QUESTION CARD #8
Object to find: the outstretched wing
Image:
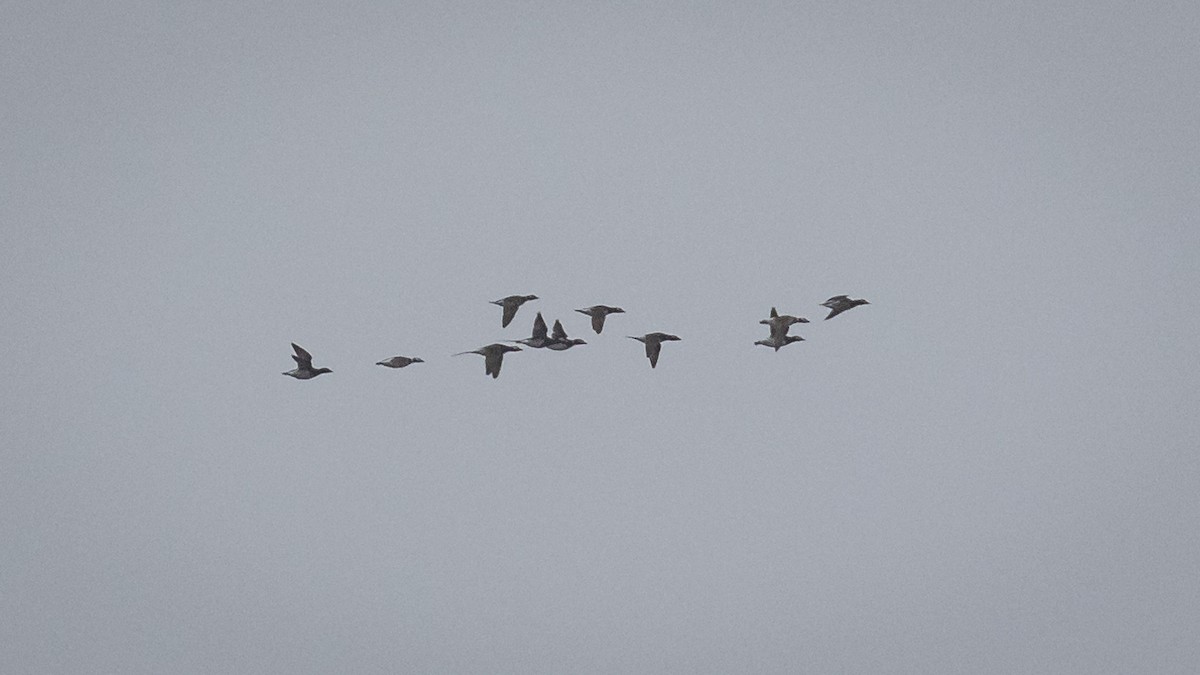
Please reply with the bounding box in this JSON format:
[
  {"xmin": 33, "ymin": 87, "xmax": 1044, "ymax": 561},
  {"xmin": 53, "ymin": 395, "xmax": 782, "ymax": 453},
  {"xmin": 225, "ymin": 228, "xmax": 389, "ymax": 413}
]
[
  {"xmin": 531, "ymin": 312, "xmax": 548, "ymax": 339},
  {"xmin": 485, "ymin": 351, "xmax": 503, "ymax": 378},
  {"xmin": 501, "ymin": 302, "xmax": 519, "ymax": 328},
  {"xmin": 591, "ymin": 313, "xmax": 605, "ymax": 334},
  {"xmin": 646, "ymin": 340, "xmax": 661, "ymax": 368},
  {"xmin": 552, "ymin": 319, "xmax": 568, "ymax": 340},
  {"xmin": 291, "ymin": 343, "xmax": 313, "ymax": 368}
]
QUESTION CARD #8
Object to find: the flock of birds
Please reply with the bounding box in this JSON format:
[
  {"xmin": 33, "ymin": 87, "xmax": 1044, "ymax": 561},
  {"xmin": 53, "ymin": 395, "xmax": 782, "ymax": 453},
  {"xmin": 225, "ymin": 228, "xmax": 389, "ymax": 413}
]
[{"xmin": 282, "ymin": 294, "xmax": 870, "ymax": 380}]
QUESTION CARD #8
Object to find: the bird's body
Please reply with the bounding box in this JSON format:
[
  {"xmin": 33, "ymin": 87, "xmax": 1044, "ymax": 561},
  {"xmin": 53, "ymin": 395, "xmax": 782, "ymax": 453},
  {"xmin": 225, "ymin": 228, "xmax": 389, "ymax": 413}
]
[
  {"xmin": 821, "ymin": 295, "xmax": 870, "ymax": 320},
  {"xmin": 454, "ymin": 343, "xmax": 522, "ymax": 378},
  {"xmin": 575, "ymin": 305, "xmax": 625, "ymax": 334},
  {"xmin": 546, "ymin": 319, "xmax": 587, "ymax": 351},
  {"xmin": 628, "ymin": 332, "xmax": 681, "ymax": 368},
  {"xmin": 755, "ymin": 334, "xmax": 805, "ymax": 351},
  {"xmin": 759, "ymin": 306, "xmax": 809, "ymax": 339},
  {"xmin": 513, "ymin": 312, "xmax": 553, "ymax": 348},
  {"xmin": 491, "ymin": 294, "xmax": 539, "ymax": 328},
  {"xmin": 283, "ymin": 343, "xmax": 332, "ymax": 379},
  {"xmin": 376, "ymin": 356, "xmax": 424, "ymax": 368}
]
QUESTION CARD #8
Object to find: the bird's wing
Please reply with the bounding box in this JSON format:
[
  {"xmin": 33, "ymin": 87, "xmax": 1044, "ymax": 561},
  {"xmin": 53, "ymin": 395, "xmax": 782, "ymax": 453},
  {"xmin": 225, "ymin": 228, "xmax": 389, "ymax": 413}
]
[
  {"xmin": 532, "ymin": 312, "xmax": 548, "ymax": 339},
  {"xmin": 770, "ymin": 321, "xmax": 787, "ymax": 340},
  {"xmin": 486, "ymin": 351, "xmax": 502, "ymax": 378},
  {"xmin": 647, "ymin": 340, "xmax": 661, "ymax": 368},
  {"xmin": 501, "ymin": 302, "xmax": 518, "ymax": 328},
  {"xmin": 552, "ymin": 319, "xmax": 567, "ymax": 340},
  {"xmin": 770, "ymin": 307, "xmax": 779, "ymax": 318},
  {"xmin": 825, "ymin": 306, "xmax": 844, "ymax": 320},
  {"xmin": 291, "ymin": 343, "xmax": 313, "ymax": 368},
  {"xmin": 823, "ymin": 295, "xmax": 848, "ymax": 306},
  {"xmin": 591, "ymin": 313, "xmax": 605, "ymax": 334}
]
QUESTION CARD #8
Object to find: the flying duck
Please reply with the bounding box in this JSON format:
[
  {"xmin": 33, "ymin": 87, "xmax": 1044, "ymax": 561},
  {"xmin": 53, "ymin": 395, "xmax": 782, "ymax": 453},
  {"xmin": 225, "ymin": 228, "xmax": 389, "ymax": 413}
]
[
  {"xmin": 283, "ymin": 343, "xmax": 332, "ymax": 379},
  {"xmin": 546, "ymin": 319, "xmax": 587, "ymax": 350},
  {"xmin": 755, "ymin": 334, "xmax": 806, "ymax": 352},
  {"xmin": 821, "ymin": 295, "xmax": 870, "ymax": 320},
  {"xmin": 759, "ymin": 307, "xmax": 810, "ymax": 339},
  {"xmin": 376, "ymin": 356, "xmax": 425, "ymax": 368},
  {"xmin": 491, "ymin": 294, "xmax": 539, "ymax": 328},
  {"xmin": 628, "ymin": 332, "xmax": 681, "ymax": 368},
  {"xmin": 574, "ymin": 305, "xmax": 625, "ymax": 334},
  {"xmin": 453, "ymin": 343, "xmax": 522, "ymax": 378},
  {"xmin": 512, "ymin": 312, "xmax": 553, "ymax": 348}
]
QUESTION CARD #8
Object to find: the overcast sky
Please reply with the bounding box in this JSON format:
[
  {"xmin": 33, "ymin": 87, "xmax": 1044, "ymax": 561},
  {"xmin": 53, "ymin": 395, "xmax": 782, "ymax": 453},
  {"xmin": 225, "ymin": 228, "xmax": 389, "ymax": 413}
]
[{"xmin": 2, "ymin": 2, "xmax": 1198, "ymax": 673}]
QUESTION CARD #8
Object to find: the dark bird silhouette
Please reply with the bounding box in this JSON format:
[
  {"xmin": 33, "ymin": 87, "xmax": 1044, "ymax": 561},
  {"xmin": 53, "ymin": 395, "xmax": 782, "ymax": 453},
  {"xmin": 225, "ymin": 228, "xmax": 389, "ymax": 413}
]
[
  {"xmin": 546, "ymin": 319, "xmax": 587, "ymax": 351},
  {"xmin": 512, "ymin": 312, "xmax": 553, "ymax": 348},
  {"xmin": 574, "ymin": 305, "xmax": 625, "ymax": 334},
  {"xmin": 454, "ymin": 343, "xmax": 522, "ymax": 378},
  {"xmin": 755, "ymin": 334, "xmax": 805, "ymax": 352},
  {"xmin": 821, "ymin": 295, "xmax": 870, "ymax": 320},
  {"xmin": 759, "ymin": 306, "xmax": 809, "ymax": 339},
  {"xmin": 283, "ymin": 343, "xmax": 332, "ymax": 379},
  {"xmin": 491, "ymin": 294, "xmax": 538, "ymax": 328},
  {"xmin": 628, "ymin": 332, "xmax": 681, "ymax": 369},
  {"xmin": 376, "ymin": 356, "xmax": 424, "ymax": 368}
]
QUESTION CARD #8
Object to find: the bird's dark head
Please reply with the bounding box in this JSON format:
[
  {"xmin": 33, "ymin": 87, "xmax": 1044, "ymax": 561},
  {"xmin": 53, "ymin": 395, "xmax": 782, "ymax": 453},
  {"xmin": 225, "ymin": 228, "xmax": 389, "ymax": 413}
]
[
  {"xmin": 611, "ymin": 307, "xmax": 625, "ymax": 314},
  {"xmin": 861, "ymin": 299, "xmax": 871, "ymax": 305},
  {"xmin": 525, "ymin": 295, "xmax": 539, "ymax": 301},
  {"xmin": 316, "ymin": 368, "xmax": 332, "ymax": 375},
  {"xmin": 412, "ymin": 357, "xmax": 425, "ymax": 363},
  {"xmin": 665, "ymin": 334, "xmax": 681, "ymax": 341}
]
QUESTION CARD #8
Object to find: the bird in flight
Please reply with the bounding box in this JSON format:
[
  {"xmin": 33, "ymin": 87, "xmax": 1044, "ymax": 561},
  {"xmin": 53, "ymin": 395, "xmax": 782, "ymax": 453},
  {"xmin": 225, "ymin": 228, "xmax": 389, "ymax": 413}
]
[
  {"xmin": 821, "ymin": 295, "xmax": 870, "ymax": 320},
  {"xmin": 628, "ymin": 332, "xmax": 681, "ymax": 368},
  {"xmin": 491, "ymin": 294, "xmax": 539, "ymax": 328},
  {"xmin": 546, "ymin": 319, "xmax": 587, "ymax": 351},
  {"xmin": 512, "ymin": 312, "xmax": 553, "ymax": 349},
  {"xmin": 759, "ymin": 306, "xmax": 809, "ymax": 340},
  {"xmin": 575, "ymin": 305, "xmax": 625, "ymax": 334},
  {"xmin": 283, "ymin": 343, "xmax": 332, "ymax": 379},
  {"xmin": 454, "ymin": 343, "xmax": 522, "ymax": 378},
  {"xmin": 755, "ymin": 333, "xmax": 805, "ymax": 352},
  {"xmin": 376, "ymin": 355, "xmax": 424, "ymax": 368}
]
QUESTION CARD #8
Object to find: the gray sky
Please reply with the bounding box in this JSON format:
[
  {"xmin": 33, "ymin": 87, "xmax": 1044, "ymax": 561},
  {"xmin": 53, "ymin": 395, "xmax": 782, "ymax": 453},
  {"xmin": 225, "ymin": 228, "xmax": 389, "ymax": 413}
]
[{"xmin": 3, "ymin": 2, "xmax": 1198, "ymax": 673}]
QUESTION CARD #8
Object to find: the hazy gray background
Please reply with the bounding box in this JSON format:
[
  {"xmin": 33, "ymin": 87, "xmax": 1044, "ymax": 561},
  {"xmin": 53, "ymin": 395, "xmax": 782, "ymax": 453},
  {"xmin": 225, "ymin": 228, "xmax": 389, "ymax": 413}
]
[{"xmin": 3, "ymin": 2, "xmax": 1198, "ymax": 672}]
